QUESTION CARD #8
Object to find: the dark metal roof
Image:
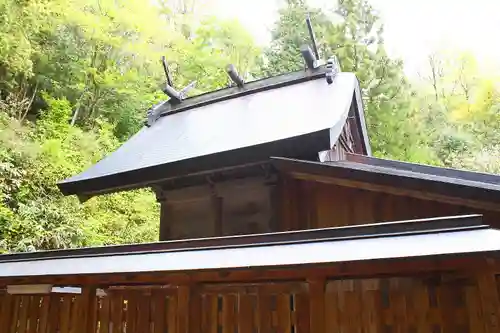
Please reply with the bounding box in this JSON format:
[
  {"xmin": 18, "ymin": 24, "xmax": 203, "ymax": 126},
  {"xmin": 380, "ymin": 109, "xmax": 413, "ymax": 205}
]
[
  {"xmin": 0, "ymin": 214, "xmax": 496, "ymax": 278},
  {"xmin": 58, "ymin": 68, "xmax": 370, "ymax": 197},
  {"xmin": 271, "ymin": 154, "xmax": 500, "ymax": 204}
]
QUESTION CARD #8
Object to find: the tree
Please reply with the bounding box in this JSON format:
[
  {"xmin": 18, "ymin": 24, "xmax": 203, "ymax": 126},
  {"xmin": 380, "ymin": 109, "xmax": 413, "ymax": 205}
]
[{"xmin": 262, "ymin": 0, "xmax": 436, "ymax": 163}]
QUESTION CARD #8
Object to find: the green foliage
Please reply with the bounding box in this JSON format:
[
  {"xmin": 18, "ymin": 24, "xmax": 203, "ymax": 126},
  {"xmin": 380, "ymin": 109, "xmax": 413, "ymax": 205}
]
[
  {"xmin": 263, "ymin": 0, "xmax": 437, "ymax": 163},
  {"xmin": 0, "ymin": 99, "xmax": 160, "ymax": 252},
  {"xmin": 0, "ymin": 0, "xmax": 262, "ymax": 252},
  {"xmin": 1, "ymin": 0, "xmax": 499, "ymax": 253}
]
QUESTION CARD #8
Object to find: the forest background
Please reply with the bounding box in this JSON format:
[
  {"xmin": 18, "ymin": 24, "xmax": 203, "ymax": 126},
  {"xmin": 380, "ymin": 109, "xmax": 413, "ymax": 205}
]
[{"xmin": 1, "ymin": 0, "xmax": 499, "ymax": 252}]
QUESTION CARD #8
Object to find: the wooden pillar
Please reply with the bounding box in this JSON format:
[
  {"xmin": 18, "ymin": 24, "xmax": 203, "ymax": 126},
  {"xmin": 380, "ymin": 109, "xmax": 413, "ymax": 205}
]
[
  {"xmin": 155, "ymin": 187, "xmax": 171, "ymax": 241},
  {"xmin": 159, "ymin": 201, "xmax": 171, "ymax": 241}
]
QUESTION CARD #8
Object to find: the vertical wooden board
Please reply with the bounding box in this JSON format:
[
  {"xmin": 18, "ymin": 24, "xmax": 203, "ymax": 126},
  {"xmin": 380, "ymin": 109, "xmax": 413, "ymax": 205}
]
[
  {"xmin": 380, "ymin": 193, "xmax": 396, "ymax": 222},
  {"xmin": 414, "ymin": 282, "xmax": 430, "ymax": 333},
  {"xmin": 279, "ymin": 177, "xmax": 297, "ymax": 231},
  {"xmin": 222, "ymin": 294, "xmax": 236, "ymax": 333},
  {"xmin": 257, "ymin": 291, "xmax": 272, "ymax": 333},
  {"xmin": 238, "ymin": 294, "xmax": 254, "ymax": 333},
  {"xmin": 125, "ymin": 293, "xmax": 137, "ymax": 333},
  {"xmin": 74, "ymin": 287, "xmax": 97, "ymax": 333},
  {"xmin": 437, "ymin": 284, "xmax": 457, "ymax": 333},
  {"xmin": 10, "ymin": 297, "xmax": 21, "ymax": 333},
  {"xmin": 324, "ymin": 281, "xmax": 339, "ymax": 333},
  {"xmin": 308, "ymin": 280, "xmax": 325, "ymax": 333},
  {"xmin": 356, "ymin": 189, "xmax": 375, "ymax": 224},
  {"xmin": 294, "ymin": 292, "xmax": 310, "ymax": 333},
  {"xmin": 135, "ymin": 293, "xmax": 150, "ymax": 333},
  {"xmin": 189, "ymin": 287, "xmax": 202, "ymax": 333},
  {"xmin": 476, "ymin": 273, "xmax": 500, "ymax": 333},
  {"xmin": 110, "ymin": 294, "xmax": 124, "ymax": 333},
  {"xmin": 335, "ymin": 280, "xmax": 348, "ymax": 332},
  {"xmin": 0, "ymin": 295, "xmax": 13, "ymax": 330},
  {"xmin": 361, "ymin": 289, "xmax": 381, "ymax": 333},
  {"xmin": 276, "ymin": 294, "xmax": 291, "ymax": 333},
  {"xmin": 201, "ymin": 294, "xmax": 218, "ymax": 333},
  {"xmin": 345, "ymin": 290, "xmax": 362, "ymax": 333},
  {"xmin": 465, "ymin": 283, "xmax": 484, "ymax": 333},
  {"xmin": 389, "ymin": 279, "xmax": 408, "ymax": 333},
  {"xmin": 70, "ymin": 295, "xmax": 81, "ymax": 333},
  {"xmin": 17, "ymin": 295, "xmax": 30, "ymax": 333},
  {"xmin": 38, "ymin": 296, "xmax": 50, "ymax": 333},
  {"xmin": 47, "ymin": 296, "xmax": 60, "ymax": 333},
  {"xmin": 27, "ymin": 295, "xmax": 41, "ymax": 333},
  {"xmin": 315, "ymin": 183, "xmax": 335, "ymax": 228},
  {"xmin": 167, "ymin": 294, "xmax": 178, "ymax": 333},
  {"xmin": 100, "ymin": 296, "xmax": 111, "ymax": 333},
  {"xmin": 152, "ymin": 292, "xmax": 165, "ymax": 333},
  {"xmin": 177, "ymin": 286, "xmax": 190, "ymax": 333},
  {"xmin": 59, "ymin": 295, "xmax": 72, "ymax": 333}
]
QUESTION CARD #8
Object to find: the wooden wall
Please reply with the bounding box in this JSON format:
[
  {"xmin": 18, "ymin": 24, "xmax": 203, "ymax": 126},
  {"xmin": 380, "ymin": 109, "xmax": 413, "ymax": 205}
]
[
  {"xmin": 157, "ymin": 176, "xmax": 276, "ymax": 241},
  {"xmin": 279, "ymin": 177, "xmax": 500, "ymax": 231},
  {"xmin": 1, "ymin": 272, "xmax": 499, "ymax": 333}
]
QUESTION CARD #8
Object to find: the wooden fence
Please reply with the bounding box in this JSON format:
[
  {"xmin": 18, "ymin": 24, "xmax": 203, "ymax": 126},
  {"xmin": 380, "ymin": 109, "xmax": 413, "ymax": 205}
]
[{"xmin": 1, "ymin": 273, "xmax": 499, "ymax": 333}]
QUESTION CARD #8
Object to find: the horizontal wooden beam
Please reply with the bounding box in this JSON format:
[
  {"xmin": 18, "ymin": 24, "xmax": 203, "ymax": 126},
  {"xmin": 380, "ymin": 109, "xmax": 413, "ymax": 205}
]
[{"xmin": 0, "ymin": 255, "xmax": 496, "ymax": 288}]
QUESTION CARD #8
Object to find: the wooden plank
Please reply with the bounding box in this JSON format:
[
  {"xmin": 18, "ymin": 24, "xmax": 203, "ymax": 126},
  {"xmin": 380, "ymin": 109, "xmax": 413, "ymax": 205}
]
[
  {"xmin": 414, "ymin": 281, "xmax": 430, "ymax": 333},
  {"xmin": 46, "ymin": 296, "xmax": 60, "ymax": 333},
  {"xmin": 138, "ymin": 292, "xmax": 151, "ymax": 333},
  {"xmin": 189, "ymin": 286, "xmax": 202, "ymax": 333},
  {"xmin": 276, "ymin": 294, "xmax": 291, "ymax": 333},
  {"xmin": 361, "ymin": 282, "xmax": 381, "ymax": 333},
  {"xmin": 59, "ymin": 295, "xmax": 72, "ymax": 333},
  {"xmin": 257, "ymin": 290, "xmax": 272, "ymax": 333},
  {"xmin": 125, "ymin": 292, "xmax": 137, "ymax": 333},
  {"xmin": 77, "ymin": 287, "xmax": 98, "ymax": 333},
  {"xmin": 201, "ymin": 294, "xmax": 218, "ymax": 333},
  {"xmin": 27, "ymin": 295, "xmax": 41, "ymax": 333},
  {"xmin": 295, "ymin": 290, "xmax": 310, "ymax": 333},
  {"xmin": 17, "ymin": 295, "xmax": 30, "ymax": 333},
  {"xmin": 345, "ymin": 285, "xmax": 362, "ymax": 333},
  {"xmin": 390, "ymin": 279, "xmax": 408, "ymax": 333},
  {"xmin": 438, "ymin": 284, "xmax": 456, "ymax": 333},
  {"xmin": 9, "ymin": 297, "xmax": 20, "ymax": 333},
  {"xmin": 238, "ymin": 293, "xmax": 253, "ymax": 333},
  {"xmin": 308, "ymin": 280, "xmax": 325, "ymax": 333},
  {"xmin": 222, "ymin": 294, "xmax": 236, "ymax": 333},
  {"xmin": 290, "ymin": 172, "xmax": 500, "ymax": 212},
  {"xmin": 167, "ymin": 294, "xmax": 178, "ymax": 333},
  {"xmin": 152, "ymin": 292, "xmax": 165, "ymax": 333},
  {"xmin": 177, "ymin": 285, "xmax": 190, "ymax": 333},
  {"xmin": 38, "ymin": 296, "xmax": 50, "ymax": 333},
  {"xmin": 476, "ymin": 272, "xmax": 500, "ymax": 333},
  {"xmin": 100, "ymin": 296, "xmax": 111, "ymax": 333},
  {"xmin": 0, "ymin": 295, "xmax": 13, "ymax": 329},
  {"xmin": 212, "ymin": 195, "xmax": 223, "ymax": 237},
  {"xmin": 466, "ymin": 283, "xmax": 484, "ymax": 333},
  {"xmin": 324, "ymin": 281, "xmax": 339, "ymax": 333},
  {"xmin": 110, "ymin": 293, "xmax": 124, "ymax": 333}
]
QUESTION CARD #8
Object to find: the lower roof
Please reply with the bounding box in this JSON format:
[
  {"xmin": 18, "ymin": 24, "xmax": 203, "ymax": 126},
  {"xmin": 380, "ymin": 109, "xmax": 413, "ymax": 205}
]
[
  {"xmin": 272, "ymin": 153, "xmax": 500, "ymax": 206},
  {"xmin": 0, "ymin": 215, "xmax": 496, "ymax": 278}
]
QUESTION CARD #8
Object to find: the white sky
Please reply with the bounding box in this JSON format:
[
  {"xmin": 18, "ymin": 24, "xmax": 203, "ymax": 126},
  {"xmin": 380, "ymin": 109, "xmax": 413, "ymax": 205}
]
[{"xmin": 203, "ymin": 0, "xmax": 500, "ymax": 77}]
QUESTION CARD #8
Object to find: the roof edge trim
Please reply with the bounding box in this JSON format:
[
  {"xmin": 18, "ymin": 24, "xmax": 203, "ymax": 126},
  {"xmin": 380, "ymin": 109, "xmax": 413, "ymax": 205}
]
[
  {"xmin": 149, "ymin": 67, "xmax": 330, "ymax": 123},
  {"xmin": 0, "ymin": 214, "xmax": 485, "ymax": 264}
]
